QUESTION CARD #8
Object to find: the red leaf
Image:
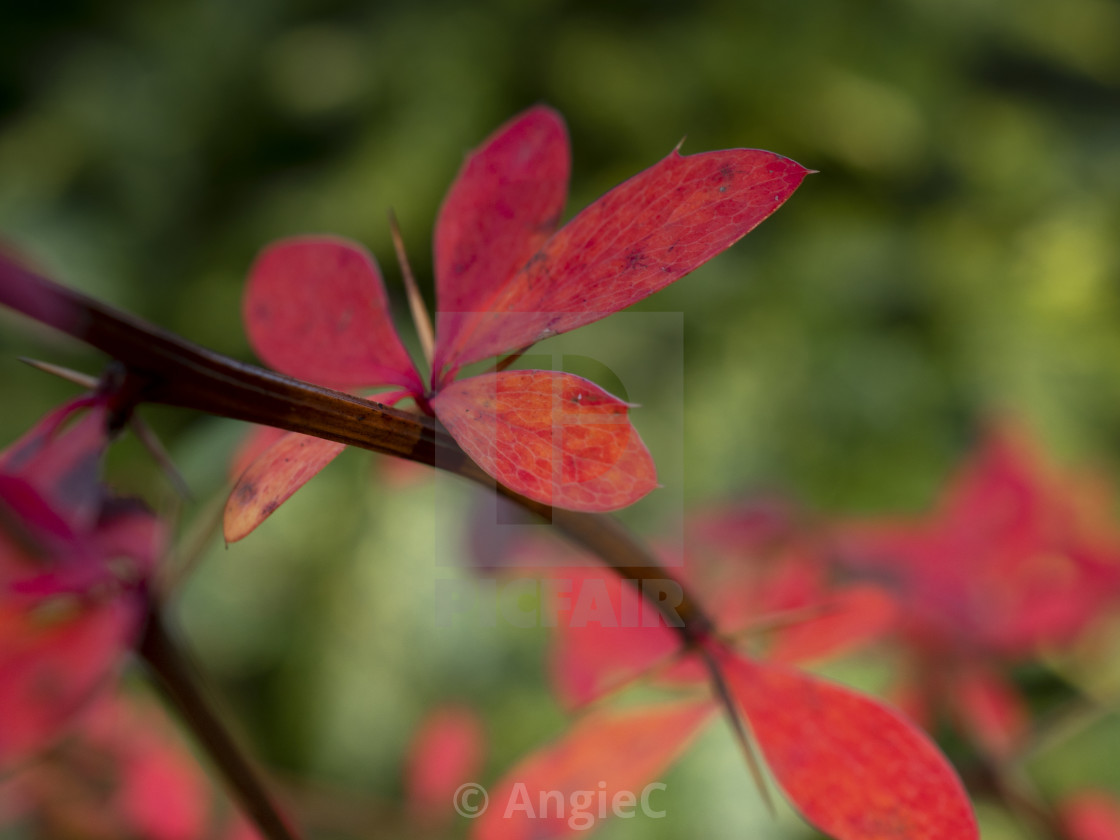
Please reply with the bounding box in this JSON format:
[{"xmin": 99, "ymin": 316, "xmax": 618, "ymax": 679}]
[
  {"xmin": 432, "ymin": 371, "xmax": 657, "ymax": 512},
  {"xmin": 948, "ymin": 664, "xmax": 1028, "ymax": 762},
  {"xmin": 224, "ymin": 432, "xmax": 345, "ymax": 542},
  {"xmin": 714, "ymin": 647, "xmax": 978, "ymax": 840},
  {"xmin": 472, "ymin": 700, "xmax": 713, "ymax": 840},
  {"xmin": 767, "ymin": 584, "xmax": 898, "ymax": 665},
  {"xmin": 434, "ymin": 106, "xmax": 570, "ymax": 378},
  {"xmin": 437, "ymin": 147, "xmax": 810, "ymax": 376},
  {"xmin": 244, "ymin": 237, "xmax": 422, "ymax": 392}
]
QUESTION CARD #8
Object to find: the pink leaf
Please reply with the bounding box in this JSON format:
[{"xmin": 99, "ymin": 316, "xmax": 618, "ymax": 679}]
[
  {"xmin": 472, "ymin": 700, "xmax": 713, "ymax": 840},
  {"xmin": 432, "ymin": 370, "xmax": 657, "ymax": 512},
  {"xmin": 224, "ymin": 432, "xmax": 345, "ymax": 542},
  {"xmin": 437, "ymin": 147, "xmax": 810, "ymax": 376},
  {"xmin": 244, "ymin": 236, "xmax": 422, "ymax": 392},
  {"xmin": 434, "ymin": 106, "xmax": 570, "ymax": 377},
  {"xmin": 714, "ymin": 647, "xmax": 978, "ymax": 840}
]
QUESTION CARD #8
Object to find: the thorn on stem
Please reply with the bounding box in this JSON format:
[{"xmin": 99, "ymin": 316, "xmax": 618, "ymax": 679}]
[
  {"xmin": 18, "ymin": 357, "xmax": 99, "ymax": 389},
  {"xmin": 388, "ymin": 209, "xmax": 435, "ymax": 372},
  {"xmin": 130, "ymin": 416, "xmax": 193, "ymax": 501},
  {"xmin": 699, "ymin": 644, "xmax": 776, "ymax": 817}
]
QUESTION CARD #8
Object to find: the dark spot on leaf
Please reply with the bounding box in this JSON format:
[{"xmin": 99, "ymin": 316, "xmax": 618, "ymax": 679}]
[{"xmin": 623, "ymin": 249, "xmax": 648, "ymax": 271}]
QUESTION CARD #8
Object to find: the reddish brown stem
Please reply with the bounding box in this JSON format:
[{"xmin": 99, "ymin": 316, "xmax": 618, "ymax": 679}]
[{"xmin": 139, "ymin": 608, "xmax": 300, "ymax": 840}]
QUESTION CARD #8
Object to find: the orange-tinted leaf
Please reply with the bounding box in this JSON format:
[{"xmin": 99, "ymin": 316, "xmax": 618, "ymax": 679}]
[
  {"xmin": 406, "ymin": 705, "xmax": 486, "ymax": 828},
  {"xmin": 715, "ymin": 647, "xmax": 978, "ymax": 840},
  {"xmin": 1061, "ymin": 792, "xmax": 1120, "ymax": 840},
  {"xmin": 472, "ymin": 700, "xmax": 713, "ymax": 840},
  {"xmin": 230, "ymin": 425, "xmax": 289, "ymax": 482},
  {"xmin": 224, "ymin": 432, "xmax": 345, "ymax": 542},
  {"xmin": 434, "ymin": 106, "xmax": 570, "ymax": 378},
  {"xmin": 244, "ymin": 237, "xmax": 422, "ymax": 393},
  {"xmin": 432, "ymin": 371, "xmax": 657, "ymax": 512},
  {"xmin": 437, "ymin": 148, "xmax": 810, "ymax": 376}
]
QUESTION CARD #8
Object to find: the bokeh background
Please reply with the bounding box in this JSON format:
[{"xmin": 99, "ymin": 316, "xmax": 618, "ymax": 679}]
[{"xmin": 2, "ymin": 1, "xmax": 1120, "ymax": 837}]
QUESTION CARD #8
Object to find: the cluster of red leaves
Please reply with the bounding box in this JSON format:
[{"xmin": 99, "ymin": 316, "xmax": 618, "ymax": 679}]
[
  {"xmin": 1, "ymin": 690, "xmax": 255, "ymax": 840},
  {"xmin": 836, "ymin": 423, "xmax": 1120, "ymax": 762},
  {"xmin": 470, "ymin": 501, "xmax": 977, "ymax": 840},
  {"xmin": 0, "ymin": 396, "xmax": 164, "ymax": 770},
  {"xmin": 226, "ymin": 105, "xmax": 809, "ymax": 540}
]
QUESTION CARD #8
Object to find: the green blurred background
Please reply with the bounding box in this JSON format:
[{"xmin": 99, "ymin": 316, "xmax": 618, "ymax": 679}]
[{"xmin": 2, "ymin": 1, "xmax": 1120, "ymax": 837}]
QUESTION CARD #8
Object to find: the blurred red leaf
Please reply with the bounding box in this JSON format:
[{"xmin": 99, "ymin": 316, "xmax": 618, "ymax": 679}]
[
  {"xmin": 0, "ymin": 600, "xmax": 137, "ymax": 769},
  {"xmin": 432, "ymin": 371, "xmax": 657, "ymax": 511},
  {"xmin": 714, "ymin": 646, "xmax": 978, "ymax": 840},
  {"xmin": 405, "ymin": 705, "xmax": 486, "ymax": 828},
  {"xmin": 0, "ymin": 399, "xmax": 105, "ymax": 529},
  {"xmin": 948, "ymin": 664, "xmax": 1029, "ymax": 763},
  {"xmin": 472, "ymin": 700, "xmax": 713, "ymax": 840},
  {"xmin": 543, "ymin": 566, "xmax": 691, "ymax": 709},
  {"xmin": 767, "ymin": 584, "xmax": 899, "ymax": 665},
  {"xmin": 1062, "ymin": 792, "xmax": 1120, "ymax": 840},
  {"xmin": 836, "ymin": 423, "xmax": 1120, "ymax": 760},
  {"xmin": 840, "ymin": 423, "xmax": 1120, "ymax": 660},
  {"xmin": 3, "ymin": 690, "xmax": 247, "ymax": 840},
  {"xmin": 0, "ymin": 398, "xmax": 164, "ymax": 768}
]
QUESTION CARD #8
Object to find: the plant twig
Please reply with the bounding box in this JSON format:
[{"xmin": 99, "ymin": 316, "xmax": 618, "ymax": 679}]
[{"xmin": 139, "ymin": 607, "xmax": 300, "ymax": 840}]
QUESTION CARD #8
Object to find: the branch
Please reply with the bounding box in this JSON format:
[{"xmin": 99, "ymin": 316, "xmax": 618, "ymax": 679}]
[
  {"xmin": 0, "ymin": 254, "xmax": 714, "ymax": 635},
  {"xmin": 139, "ymin": 607, "xmax": 300, "ymax": 840}
]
